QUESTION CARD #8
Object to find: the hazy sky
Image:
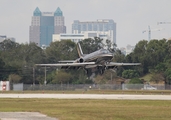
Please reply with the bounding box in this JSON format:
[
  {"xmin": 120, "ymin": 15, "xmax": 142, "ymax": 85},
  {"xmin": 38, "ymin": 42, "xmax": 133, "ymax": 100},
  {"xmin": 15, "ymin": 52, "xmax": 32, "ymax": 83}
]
[{"xmin": 1, "ymin": 0, "xmax": 171, "ymax": 48}]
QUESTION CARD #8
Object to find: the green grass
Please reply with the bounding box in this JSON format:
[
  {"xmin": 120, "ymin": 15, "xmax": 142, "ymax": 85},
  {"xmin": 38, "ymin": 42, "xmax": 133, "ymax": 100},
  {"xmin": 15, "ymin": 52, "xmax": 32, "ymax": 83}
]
[{"xmin": 0, "ymin": 99, "xmax": 171, "ymax": 120}]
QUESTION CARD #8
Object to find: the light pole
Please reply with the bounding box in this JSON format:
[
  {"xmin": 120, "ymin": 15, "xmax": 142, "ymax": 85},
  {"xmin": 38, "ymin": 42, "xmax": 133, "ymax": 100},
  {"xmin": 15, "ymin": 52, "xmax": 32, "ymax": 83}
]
[
  {"xmin": 33, "ymin": 67, "xmax": 35, "ymax": 85},
  {"xmin": 44, "ymin": 66, "xmax": 47, "ymax": 85}
]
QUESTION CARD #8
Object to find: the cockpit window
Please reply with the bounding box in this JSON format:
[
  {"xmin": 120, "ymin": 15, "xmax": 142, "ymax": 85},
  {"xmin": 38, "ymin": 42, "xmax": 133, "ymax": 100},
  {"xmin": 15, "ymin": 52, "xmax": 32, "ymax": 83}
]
[{"xmin": 101, "ymin": 49, "xmax": 109, "ymax": 54}]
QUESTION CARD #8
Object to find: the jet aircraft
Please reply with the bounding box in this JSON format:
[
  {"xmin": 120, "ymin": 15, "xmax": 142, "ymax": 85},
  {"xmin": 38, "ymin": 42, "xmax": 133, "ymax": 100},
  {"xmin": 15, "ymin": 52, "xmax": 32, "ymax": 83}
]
[{"xmin": 36, "ymin": 43, "xmax": 141, "ymax": 76}]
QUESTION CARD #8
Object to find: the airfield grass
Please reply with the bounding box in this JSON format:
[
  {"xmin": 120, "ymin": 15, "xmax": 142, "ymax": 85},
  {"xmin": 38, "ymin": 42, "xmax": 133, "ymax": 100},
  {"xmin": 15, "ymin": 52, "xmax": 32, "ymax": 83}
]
[{"xmin": 0, "ymin": 99, "xmax": 171, "ymax": 120}]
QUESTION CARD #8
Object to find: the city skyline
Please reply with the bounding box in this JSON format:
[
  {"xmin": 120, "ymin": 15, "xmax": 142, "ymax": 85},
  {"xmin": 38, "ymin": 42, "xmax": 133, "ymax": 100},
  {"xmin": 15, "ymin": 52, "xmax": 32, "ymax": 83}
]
[{"xmin": 1, "ymin": 0, "xmax": 171, "ymax": 48}]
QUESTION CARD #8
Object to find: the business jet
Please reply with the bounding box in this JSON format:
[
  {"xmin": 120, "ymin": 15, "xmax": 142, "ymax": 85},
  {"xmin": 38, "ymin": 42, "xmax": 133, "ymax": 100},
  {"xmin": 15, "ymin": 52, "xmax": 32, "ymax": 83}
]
[{"xmin": 36, "ymin": 43, "xmax": 141, "ymax": 76}]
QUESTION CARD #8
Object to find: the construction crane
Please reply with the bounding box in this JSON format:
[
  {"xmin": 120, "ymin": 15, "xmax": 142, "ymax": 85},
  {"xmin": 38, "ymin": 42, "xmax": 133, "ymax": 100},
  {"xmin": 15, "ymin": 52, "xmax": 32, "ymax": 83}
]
[
  {"xmin": 157, "ymin": 22, "xmax": 171, "ymax": 40},
  {"xmin": 142, "ymin": 25, "xmax": 162, "ymax": 41},
  {"xmin": 157, "ymin": 22, "xmax": 171, "ymax": 25}
]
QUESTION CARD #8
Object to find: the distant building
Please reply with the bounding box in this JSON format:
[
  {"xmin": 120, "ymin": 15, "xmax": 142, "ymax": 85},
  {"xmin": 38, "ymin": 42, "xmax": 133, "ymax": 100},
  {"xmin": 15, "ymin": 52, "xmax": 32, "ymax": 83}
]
[
  {"xmin": 119, "ymin": 45, "xmax": 135, "ymax": 55},
  {"xmin": 53, "ymin": 31, "xmax": 110, "ymax": 44},
  {"xmin": 29, "ymin": 7, "xmax": 66, "ymax": 47},
  {"xmin": 0, "ymin": 35, "xmax": 15, "ymax": 42},
  {"xmin": 72, "ymin": 19, "xmax": 116, "ymax": 45},
  {"xmin": 126, "ymin": 45, "xmax": 135, "ymax": 55},
  {"xmin": 7, "ymin": 37, "xmax": 16, "ymax": 42},
  {"xmin": 0, "ymin": 36, "xmax": 7, "ymax": 42},
  {"xmin": 120, "ymin": 47, "xmax": 126, "ymax": 55}
]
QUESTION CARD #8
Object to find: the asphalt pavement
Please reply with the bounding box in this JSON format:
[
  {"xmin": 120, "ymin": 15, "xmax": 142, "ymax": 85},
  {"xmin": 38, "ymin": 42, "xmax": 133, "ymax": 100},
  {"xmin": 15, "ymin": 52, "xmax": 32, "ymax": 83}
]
[
  {"xmin": 0, "ymin": 93, "xmax": 171, "ymax": 100},
  {"xmin": 0, "ymin": 112, "xmax": 57, "ymax": 120}
]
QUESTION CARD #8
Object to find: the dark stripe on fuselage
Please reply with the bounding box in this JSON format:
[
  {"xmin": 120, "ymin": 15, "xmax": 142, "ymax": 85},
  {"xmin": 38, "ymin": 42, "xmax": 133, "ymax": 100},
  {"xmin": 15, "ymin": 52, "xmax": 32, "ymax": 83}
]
[{"xmin": 84, "ymin": 54, "xmax": 113, "ymax": 64}]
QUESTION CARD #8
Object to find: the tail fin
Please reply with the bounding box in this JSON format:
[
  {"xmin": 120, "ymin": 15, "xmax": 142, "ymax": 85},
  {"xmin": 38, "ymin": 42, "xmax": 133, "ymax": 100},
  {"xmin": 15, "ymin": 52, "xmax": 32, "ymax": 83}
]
[{"xmin": 77, "ymin": 43, "xmax": 83, "ymax": 57}]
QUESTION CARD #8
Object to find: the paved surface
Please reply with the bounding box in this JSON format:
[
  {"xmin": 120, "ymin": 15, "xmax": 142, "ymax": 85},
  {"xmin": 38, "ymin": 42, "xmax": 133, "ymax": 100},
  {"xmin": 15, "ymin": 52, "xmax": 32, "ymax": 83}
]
[
  {"xmin": 0, "ymin": 112, "xmax": 57, "ymax": 120},
  {"xmin": 0, "ymin": 93, "xmax": 171, "ymax": 100}
]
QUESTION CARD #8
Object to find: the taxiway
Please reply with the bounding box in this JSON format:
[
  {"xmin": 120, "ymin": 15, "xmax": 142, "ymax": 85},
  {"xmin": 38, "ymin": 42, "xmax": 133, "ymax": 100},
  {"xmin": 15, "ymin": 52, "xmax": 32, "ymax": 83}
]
[{"xmin": 0, "ymin": 94, "xmax": 171, "ymax": 100}]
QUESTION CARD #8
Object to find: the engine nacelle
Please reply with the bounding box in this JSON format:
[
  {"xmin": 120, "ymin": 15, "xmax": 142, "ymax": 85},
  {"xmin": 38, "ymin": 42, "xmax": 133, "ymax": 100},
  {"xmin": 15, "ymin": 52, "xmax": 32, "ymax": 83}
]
[{"xmin": 77, "ymin": 58, "xmax": 84, "ymax": 63}]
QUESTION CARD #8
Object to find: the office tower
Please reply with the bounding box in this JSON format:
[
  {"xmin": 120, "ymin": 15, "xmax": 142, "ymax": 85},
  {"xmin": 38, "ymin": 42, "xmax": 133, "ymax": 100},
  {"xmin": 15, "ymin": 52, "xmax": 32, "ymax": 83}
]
[
  {"xmin": 72, "ymin": 19, "xmax": 116, "ymax": 44},
  {"xmin": 29, "ymin": 7, "xmax": 66, "ymax": 47}
]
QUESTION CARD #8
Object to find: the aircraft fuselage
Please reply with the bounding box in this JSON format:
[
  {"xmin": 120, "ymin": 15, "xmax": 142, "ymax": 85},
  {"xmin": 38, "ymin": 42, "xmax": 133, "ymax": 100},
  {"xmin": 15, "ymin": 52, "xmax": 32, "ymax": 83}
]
[{"xmin": 75, "ymin": 49, "xmax": 113, "ymax": 65}]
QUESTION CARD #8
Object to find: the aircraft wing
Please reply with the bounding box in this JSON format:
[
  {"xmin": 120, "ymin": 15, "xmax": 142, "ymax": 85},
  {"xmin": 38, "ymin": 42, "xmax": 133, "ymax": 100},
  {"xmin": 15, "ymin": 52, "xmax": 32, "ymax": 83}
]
[
  {"xmin": 35, "ymin": 62, "xmax": 95, "ymax": 67},
  {"xmin": 107, "ymin": 62, "xmax": 141, "ymax": 66},
  {"xmin": 58, "ymin": 60, "xmax": 75, "ymax": 63}
]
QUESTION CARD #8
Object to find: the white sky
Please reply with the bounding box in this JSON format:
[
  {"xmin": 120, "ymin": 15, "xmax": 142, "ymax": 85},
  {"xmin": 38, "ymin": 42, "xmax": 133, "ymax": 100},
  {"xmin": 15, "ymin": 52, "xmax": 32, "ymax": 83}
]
[{"xmin": 1, "ymin": 0, "xmax": 171, "ymax": 48}]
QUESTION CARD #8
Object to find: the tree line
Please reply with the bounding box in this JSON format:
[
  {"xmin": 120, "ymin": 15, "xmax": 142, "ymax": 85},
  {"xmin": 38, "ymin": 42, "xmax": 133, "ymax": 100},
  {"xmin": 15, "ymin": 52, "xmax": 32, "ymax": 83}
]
[
  {"xmin": 0, "ymin": 37, "xmax": 170, "ymax": 85},
  {"xmin": 115, "ymin": 39, "xmax": 171, "ymax": 84}
]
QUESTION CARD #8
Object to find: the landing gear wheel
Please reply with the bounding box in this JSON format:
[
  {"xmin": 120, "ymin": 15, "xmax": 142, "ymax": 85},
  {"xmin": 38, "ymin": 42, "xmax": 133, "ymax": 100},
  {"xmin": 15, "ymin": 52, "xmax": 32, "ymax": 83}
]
[{"xmin": 100, "ymin": 69, "xmax": 104, "ymax": 75}]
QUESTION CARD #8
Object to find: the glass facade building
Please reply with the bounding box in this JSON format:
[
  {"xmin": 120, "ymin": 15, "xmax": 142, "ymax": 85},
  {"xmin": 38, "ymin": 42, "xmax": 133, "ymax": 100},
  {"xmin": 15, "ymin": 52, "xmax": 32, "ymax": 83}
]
[
  {"xmin": 72, "ymin": 19, "xmax": 116, "ymax": 44},
  {"xmin": 29, "ymin": 7, "xmax": 66, "ymax": 47}
]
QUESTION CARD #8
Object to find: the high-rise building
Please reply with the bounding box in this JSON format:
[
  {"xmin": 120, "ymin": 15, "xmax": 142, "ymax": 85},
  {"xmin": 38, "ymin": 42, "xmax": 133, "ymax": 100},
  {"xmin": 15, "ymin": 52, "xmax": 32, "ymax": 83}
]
[
  {"xmin": 29, "ymin": 7, "xmax": 66, "ymax": 47},
  {"xmin": 72, "ymin": 19, "xmax": 116, "ymax": 44}
]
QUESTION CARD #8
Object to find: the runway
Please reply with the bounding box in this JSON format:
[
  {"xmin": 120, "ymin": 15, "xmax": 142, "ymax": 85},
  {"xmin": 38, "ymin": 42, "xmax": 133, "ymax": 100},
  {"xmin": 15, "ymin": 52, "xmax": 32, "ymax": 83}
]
[{"xmin": 0, "ymin": 93, "xmax": 171, "ymax": 100}]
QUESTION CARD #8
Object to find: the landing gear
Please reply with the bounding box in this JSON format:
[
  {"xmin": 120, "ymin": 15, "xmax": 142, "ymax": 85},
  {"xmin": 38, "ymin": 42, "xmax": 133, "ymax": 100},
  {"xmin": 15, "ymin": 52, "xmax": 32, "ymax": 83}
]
[
  {"xmin": 85, "ymin": 69, "xmax": 92, "ymax": 77},
  {"xmin": 99, "ymin": 69, "xmax": 104, "ymax": 75},
  {"xmin": 97, "ymin": 66, "xmax": 106, "ymax": 75}
]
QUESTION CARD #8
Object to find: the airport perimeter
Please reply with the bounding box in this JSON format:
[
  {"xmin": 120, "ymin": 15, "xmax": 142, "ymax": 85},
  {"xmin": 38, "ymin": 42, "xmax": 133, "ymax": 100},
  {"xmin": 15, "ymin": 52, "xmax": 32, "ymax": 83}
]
[{"xmin": 9, "ymin": 83, "xmax": 171, "ymax": 91}]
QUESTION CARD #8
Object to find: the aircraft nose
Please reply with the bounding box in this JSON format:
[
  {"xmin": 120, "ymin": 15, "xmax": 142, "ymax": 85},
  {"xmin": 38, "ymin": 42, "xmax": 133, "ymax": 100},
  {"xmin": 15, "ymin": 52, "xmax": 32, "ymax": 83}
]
[
  {"xmin": 107, "ymin": 54, "xmax": 113, "ymax": 58},
  {"xmin": 109, "ymin": 53, "xmax": 113, "ymax": 57}
]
